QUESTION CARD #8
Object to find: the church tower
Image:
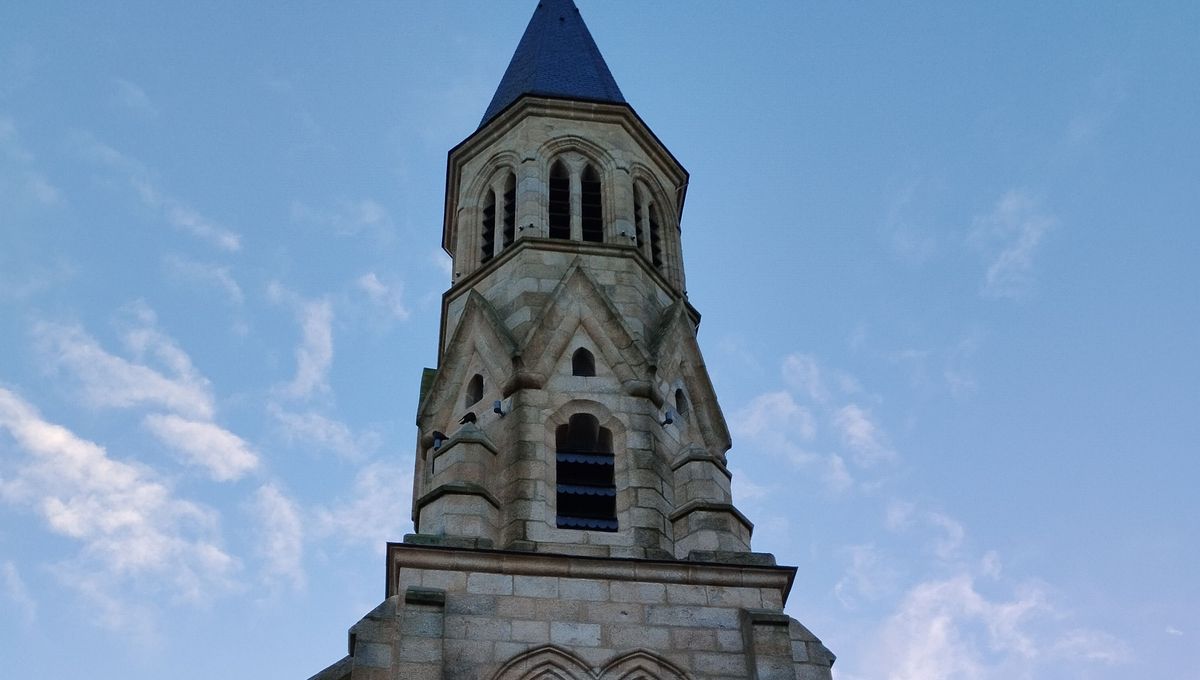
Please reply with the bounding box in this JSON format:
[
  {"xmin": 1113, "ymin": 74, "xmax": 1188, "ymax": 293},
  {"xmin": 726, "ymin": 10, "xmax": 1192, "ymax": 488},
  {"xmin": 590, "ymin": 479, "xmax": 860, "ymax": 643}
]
[{"xmin": 311, "ymin": 2, "xmax": 835, "ymax": 678}]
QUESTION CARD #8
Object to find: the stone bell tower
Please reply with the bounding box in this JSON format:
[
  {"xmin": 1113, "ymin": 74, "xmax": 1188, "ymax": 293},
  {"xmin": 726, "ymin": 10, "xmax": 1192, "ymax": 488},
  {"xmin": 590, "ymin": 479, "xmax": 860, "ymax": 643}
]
[{"xmin": 310, "ymin": 2, "xmax": 835, "ymax": 678}]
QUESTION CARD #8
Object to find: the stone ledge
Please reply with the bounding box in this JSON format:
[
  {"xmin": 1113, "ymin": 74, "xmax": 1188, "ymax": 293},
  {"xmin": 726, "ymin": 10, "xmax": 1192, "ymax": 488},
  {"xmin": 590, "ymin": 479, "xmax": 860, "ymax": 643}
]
[
  {"xmin": 415, "ymin": 482, "xmax": 501, "ymax": 512},
  {"xmin": 668, "ymin": 500, "xmax": 754, "ymax": 533},
  {"xmin": 405, "ymin": 586, "xmax": 447, "ymax": 607},
  {"xmin": 385, "ymin": 542, "xmax": 797, "ymax": 600},
  {"xmin": 404, "ymin": 533, "xmax": 496, "ymax": 550},
  {"xmin": 687, "ymin": 550, "xmax": 777, "ymax": 567}
]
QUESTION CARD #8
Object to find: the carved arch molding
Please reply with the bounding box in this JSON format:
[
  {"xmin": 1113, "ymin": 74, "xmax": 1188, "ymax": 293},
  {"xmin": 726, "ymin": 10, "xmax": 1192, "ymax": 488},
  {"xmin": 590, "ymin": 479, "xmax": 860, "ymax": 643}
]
[{"xmin": 492, "ymin": 646, "xmax": 691, "ymax": 680}]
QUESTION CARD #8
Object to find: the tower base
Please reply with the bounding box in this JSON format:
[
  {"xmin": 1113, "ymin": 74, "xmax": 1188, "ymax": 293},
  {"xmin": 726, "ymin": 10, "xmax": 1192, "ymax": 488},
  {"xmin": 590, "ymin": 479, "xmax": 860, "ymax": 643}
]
[{"xmin": 310, "ymin": 542, "xmax": 834, "ymax": 680}]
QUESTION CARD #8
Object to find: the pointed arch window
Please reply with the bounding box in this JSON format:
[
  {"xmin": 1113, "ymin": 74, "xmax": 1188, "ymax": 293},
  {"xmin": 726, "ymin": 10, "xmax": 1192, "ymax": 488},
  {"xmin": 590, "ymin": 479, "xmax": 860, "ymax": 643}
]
[
  {"xmin": 648, "ymin": 203, "xmax": 664, "ymax": 269},
  {"xmin": 633, "ymin": 187, "xmax": 645, "ymax": 250},
  {"xmin": 480, "ymin": 192, "xmax": 496, "ymax": 264},
  {"xmin": 571, "ymin": 348, "xmax": 595, "ymax": 377},
  {"xmin": 502, "ymin": 172, "xmax": 516, "ymax": 248},
  {"xmin": 548, "ymin": 161, "xmax": 571, "ymax": 240},
  {"xmin": 465, "ymin": 374, "xmax": 484, "ymax": 407},
  {"xmin": 580, "ymin": 164, "xmax": 603, "ymax": 243},
  {"xmin": 556, "ymin": 414, "xmax": 616, "ymax": 531}
]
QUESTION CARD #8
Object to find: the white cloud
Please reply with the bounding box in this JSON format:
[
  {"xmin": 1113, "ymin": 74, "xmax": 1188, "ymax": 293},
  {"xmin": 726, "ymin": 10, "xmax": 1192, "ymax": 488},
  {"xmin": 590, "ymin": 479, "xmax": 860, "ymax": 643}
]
[
  {"xmin": 290, "ymin": 198, "xmax": 394, "ymax": 240},
  {"xmin": 250, "ymin": 484, "xmax": 305, "ymax": 591},
  {"xmin": 75, "ymin": 133, "xmax": 240, "ymax": 251},
  {"xmin": 1165, "ymin": 626, "xmax": 1183, "ymax": 636},
  {"xmin": 269, "ymin": 287, "xmax": 334, "ymax": 400},
  {"xmin": 111, "ymin": 78, "xmax": 159, "ymax": 118},
  {"xmin": 731, "ymin": 391, "xmax": 817, "ymax": 441},
  {"xmin": 833, "ymin": 403, "xmax": 895, "ymax": 467},
  {"xmin": 269, "ymin": 404, "xmax": 380, "ymax": 459},
  {"xmin": 886, "ymin": 501, "xmax": 966, "ymax": 562},
  {"xmin": 835, "ymin": 544, "xmax": 899, "ymax": 609},
  {"xmin": 0, "ymin": 387, "xmax": 238, "ymax": 618},
  {"xmin": 356, "ymin": 272, "xmax": 410, "ymax": 320},
  {"xmin": 782, "ymin": 353, "xmax": 829, "ymax": 403},
  {"xmin": 730, "ymin": 467, "xmax": 771, "ymax": 502},
  {"xmin": 162, "ymin": 254, "xmax": 244, "ymax": 304},
  {"xmin": 1050, "ymin": 629, "xmax": 1131, "ymax": 664},
  {"xmin": 33, "ymin": 320, "xmax": 214, "ymax": 420},
  {"xmin": 823, "ymin": 453, "xmax": 855, "ymax": 494},
  {"xmin": 143, "ymin": 413, "xmax": 259, "ymax": 481},
  {"xmin": 314, "ymin": 459, "xmax": 413, "ymax": 552},
  {"xmin": 1, "ymin": 561, "xmax": 37, "ymax": 625},
  {"xmin": 0, "ymin": 115, "xmax": 62, "ymax": 206},
  {"xmin": 969, "ymin": 191, "xmax": 1055, "ymax": 300}
]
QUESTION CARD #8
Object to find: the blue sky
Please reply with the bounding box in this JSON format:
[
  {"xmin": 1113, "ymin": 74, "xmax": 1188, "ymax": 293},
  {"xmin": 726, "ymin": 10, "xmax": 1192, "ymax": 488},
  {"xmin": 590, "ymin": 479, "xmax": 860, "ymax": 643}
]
[{"xmin": 1, "ymin": 2, "xmax": 1197, "ymax": 679}]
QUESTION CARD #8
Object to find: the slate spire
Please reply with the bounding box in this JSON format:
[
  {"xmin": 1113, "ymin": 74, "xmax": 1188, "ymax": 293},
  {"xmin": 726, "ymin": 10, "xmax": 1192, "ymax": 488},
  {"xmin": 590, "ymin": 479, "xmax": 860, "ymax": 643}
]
[{"xmin": 479, "ymin": 0, "xmax": 626, "ymax": 127}]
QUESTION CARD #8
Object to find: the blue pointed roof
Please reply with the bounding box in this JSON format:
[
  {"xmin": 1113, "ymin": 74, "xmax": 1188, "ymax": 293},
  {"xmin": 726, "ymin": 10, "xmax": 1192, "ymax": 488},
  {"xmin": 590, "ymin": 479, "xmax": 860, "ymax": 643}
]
[{"xmin": 479, "ymin": 0, "xmax": 626, "ymax": 127}]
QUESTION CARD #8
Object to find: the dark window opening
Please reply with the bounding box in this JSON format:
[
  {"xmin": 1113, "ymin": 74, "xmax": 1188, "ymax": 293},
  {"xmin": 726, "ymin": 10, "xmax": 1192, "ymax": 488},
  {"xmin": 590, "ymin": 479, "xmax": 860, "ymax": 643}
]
[
  {"xmin": 548, "ymin": 161, "xmax": 571, "ymax": 240},
  {"xmin": 649, "ymin": 203, "xmax": 663, "ymax": 269},
  {"xmin": 633, "ymin": 193, "xmax": 644, "ymax": 249},
  {"xmin": 555, "ymin": 414, "xmax": 616, "ymax": 531},
  {"xmin": 481, "ymin": 192, "xmax": 496, "ymax": 264},
  {"xmin": 675, "ymin": 388, "xmax": 689, "ymax": 419},
  {"xmin": 581, "ymin": 165, "xmax": 603, "ymax": 243},
  {"xmin": 502, "ymin": 173, "xmax": 516, "ymax": 247},
  {"xmin": 572, "ymin": 348, "xmax": 596, "ymax": 377},
  {"xmin": 465, "ymin": 374, "xmax": 483, "ymax": 407}
]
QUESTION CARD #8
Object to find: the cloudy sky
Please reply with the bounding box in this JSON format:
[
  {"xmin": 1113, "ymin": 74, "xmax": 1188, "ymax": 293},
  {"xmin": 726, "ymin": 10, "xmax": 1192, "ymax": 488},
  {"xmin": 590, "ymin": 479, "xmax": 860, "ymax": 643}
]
[{"xmin": 1, "ymin": 2, "xmax": 1197, "ymax": 679}]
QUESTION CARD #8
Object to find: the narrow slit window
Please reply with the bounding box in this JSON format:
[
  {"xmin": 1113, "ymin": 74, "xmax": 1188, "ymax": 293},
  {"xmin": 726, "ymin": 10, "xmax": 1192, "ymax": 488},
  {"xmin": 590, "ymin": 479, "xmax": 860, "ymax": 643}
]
[
  {"xmin": 465, "ymin": 374, "xmax": 483, "ymax": 407},
  {"xmin": 649, "ymin": 203, "xmax": 664, "ymax": 269},
  {"xmin": 675, "ymin": 388, "xmax": 689, "ymax": 419},
  {"xmin": 555, "ymin": 414, "xmax": 616, "ymax": 531},
  {"xmin": 548, "ymin": 161, "xmax": 571, "ymax": 240},
  {"xmin": 502, "ymin": 173, "xmax": 516, "ymax": 248},
  {"xmin": 580, "ymin": 165, "xmax": 603, "ymax": 243},
  {"xmin": 572, "ymin": 348, "xmax": 596, "ymax": 377},
  {"xmin": 480, "ymin": 191, "xmax": 496, "ymax": 264},
  {"xmin": 633, "ymin": 190, "xmax": 644, "ymax": 249}
]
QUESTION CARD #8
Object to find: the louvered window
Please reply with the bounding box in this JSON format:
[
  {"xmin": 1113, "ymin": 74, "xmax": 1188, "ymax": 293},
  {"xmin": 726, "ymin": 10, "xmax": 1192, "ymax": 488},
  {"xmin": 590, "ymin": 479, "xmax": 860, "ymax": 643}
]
[
  {"xmin": 580, "ymin": 165, "xmax": 603, "ymax": 242},
  {"xmin": 480, "ymin": 192, "xmax": 496, "ymax": 264},
  {"xmin": 548, "ymin": 161, "xmax": 571, "ymax": 240},
  {"xmin": 649, "ymin": 203, "xmax": 663, "ymax": 269},
  {"xmin": 502, "ymin": 173, "xmax": 516, "ymax": 247},
  {"xmin": 555, "ymin": 414, "xmax": 616, "ymax": 531}
]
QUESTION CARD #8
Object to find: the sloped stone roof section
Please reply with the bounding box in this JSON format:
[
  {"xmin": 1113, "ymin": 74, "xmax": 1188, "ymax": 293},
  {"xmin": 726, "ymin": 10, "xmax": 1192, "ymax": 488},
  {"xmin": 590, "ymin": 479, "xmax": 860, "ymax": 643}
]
[{"xmin": 480, "ymin": 0, "xmax": 626, "ymax": 127}]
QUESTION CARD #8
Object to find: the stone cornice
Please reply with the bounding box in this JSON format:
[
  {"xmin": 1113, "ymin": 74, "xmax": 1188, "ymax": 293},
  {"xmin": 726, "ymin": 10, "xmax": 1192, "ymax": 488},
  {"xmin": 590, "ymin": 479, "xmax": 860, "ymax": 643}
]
[{"xmin": 385, "ymin": 542, "xmax": 797, "ymax": 603}]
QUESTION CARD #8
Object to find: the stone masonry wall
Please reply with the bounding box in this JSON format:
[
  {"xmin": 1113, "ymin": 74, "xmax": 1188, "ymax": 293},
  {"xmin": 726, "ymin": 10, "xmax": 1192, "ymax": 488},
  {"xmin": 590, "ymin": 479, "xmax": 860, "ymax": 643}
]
[{"xmin": 310, "ymin": 545, "xmax": 834, "ymax": 680}]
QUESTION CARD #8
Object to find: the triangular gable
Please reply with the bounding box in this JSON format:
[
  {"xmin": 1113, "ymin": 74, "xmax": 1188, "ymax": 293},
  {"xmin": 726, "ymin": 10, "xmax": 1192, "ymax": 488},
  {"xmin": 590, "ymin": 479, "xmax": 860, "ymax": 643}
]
[
  {"xmin": 649, "ymin": 301, "xmax": 732, "ymax": 454},
  {"xmin": 519, "ymin": 261, "xmax": 649, "ymax": 390},
  {"xmin": 417, "ymin": 290, "xmax": 518, "ymax": 427}
]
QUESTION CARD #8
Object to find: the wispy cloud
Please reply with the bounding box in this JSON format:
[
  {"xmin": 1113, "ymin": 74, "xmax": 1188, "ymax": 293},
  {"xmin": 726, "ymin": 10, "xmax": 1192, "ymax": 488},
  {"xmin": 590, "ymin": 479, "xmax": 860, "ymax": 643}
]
[
  {"xmin": 268, "ymin": 283, "xmax": 334, "ymax": 400},
  {"xmin": 314, "ymin": 459, "xmax": 413, "ymax": 553},
  {"xmin": 111, "ymin": 78, "xmax": 159, "ymax": 119},
  {"xmin": 0, "ymin": 387, "xmax": 238, "ymax": 625},
  {"xmin": 833, "ymin": 403, "xmax": 895, "ymax": 467},
  {"xmin": 162, "ymin": 254, "xmax": 244, "ymax": 305},
  {"xmin": 250, "ymin": 484, "xmax": 305, "ymax": 591},
  {"xmin": 290, "ymin": 198, "xmax": 394, "ymax": 241},
  {"xmin": 1, "ymin": 561, "xmax": 37, "ymax": 625},
  {"xmin": 34, "ymin": 320, "xmax": 214, "ymax": 420},
  {"xmin": 356, "ymin": 272, "xmax": 410, "ymax": 320},
  {"xmin": 0, "ymin": 115, "xmax": 62, "ymax": 207},
  {"xmin": 142, "ymin": 414, "xmax": 259, "ymax": 481},
  {"xmin": 969, "ymin": 190, "xmax": 1055, "ymax": 300},
  {"xmin": 835, "ymin": 544, "xmax": 900, "ymax": 609},
  {"xmin": 867, "ymin": 572, "xmax": 1129, "ymax": 680},
  {"xmin": 268, "ymin": 404, "xmax": 380, "ymax": 459},
  {"xmin": 74, "ymin": 133, "xmax": 241, "ymax": 251}
]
